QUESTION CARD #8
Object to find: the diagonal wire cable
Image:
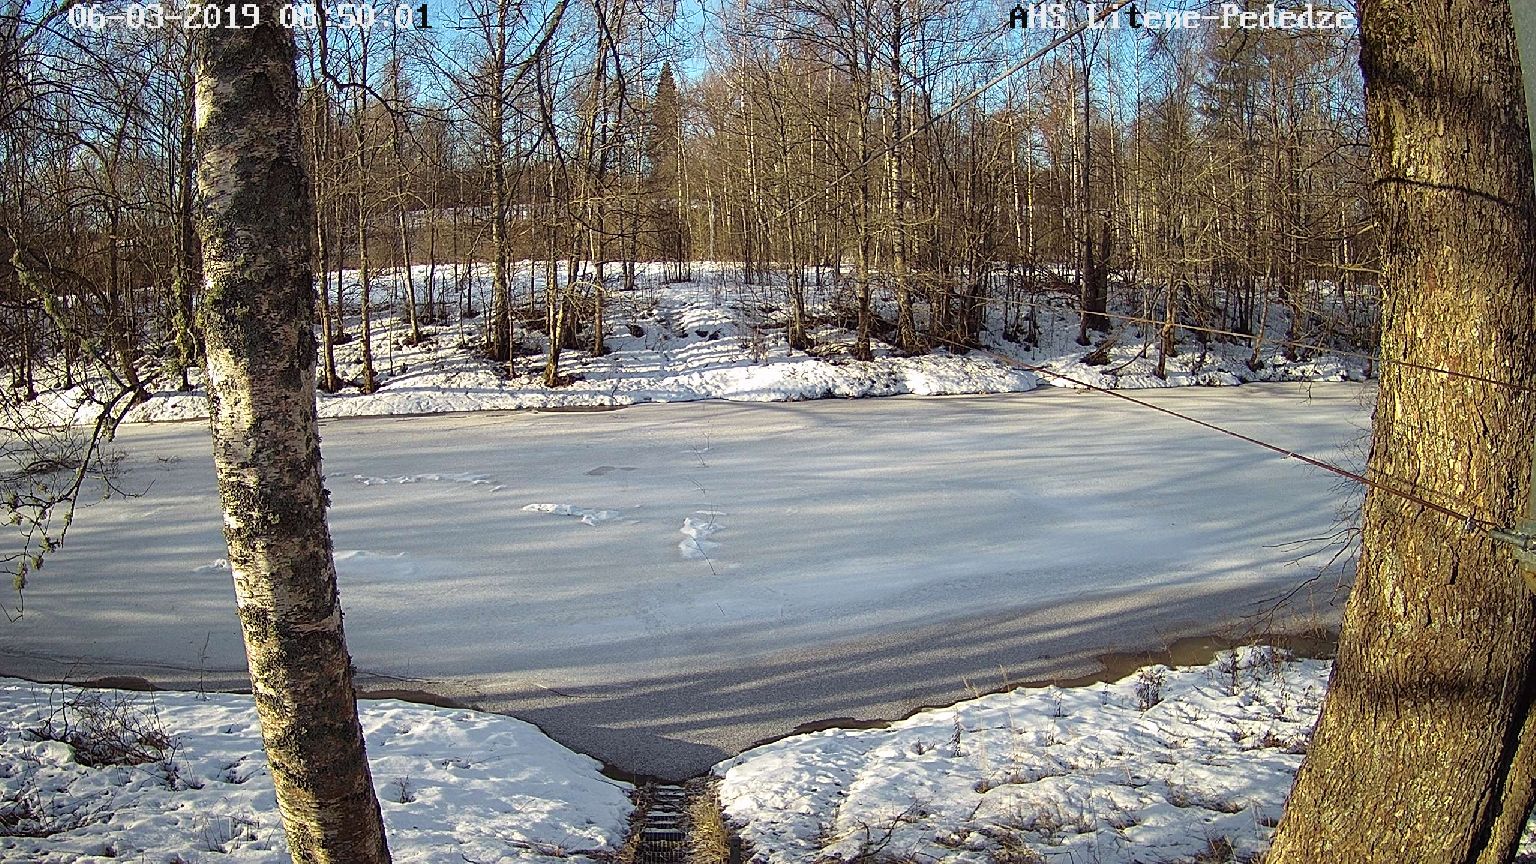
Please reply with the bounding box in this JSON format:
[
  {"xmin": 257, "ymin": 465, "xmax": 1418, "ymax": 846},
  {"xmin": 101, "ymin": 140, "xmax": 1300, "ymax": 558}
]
[{"xmin": 920, "ymin": 329, "xmax": 1498, "ymax": 531}]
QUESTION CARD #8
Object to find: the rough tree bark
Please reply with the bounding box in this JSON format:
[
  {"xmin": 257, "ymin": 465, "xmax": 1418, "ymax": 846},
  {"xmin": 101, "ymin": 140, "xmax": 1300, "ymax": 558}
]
[
  {"xmin": 1267, "ymin": 0, "xmax": 1536, "ymax": 860},
  {"xmin": 192, "ymin": 5, "xmax": 392, "ymax": 862}
]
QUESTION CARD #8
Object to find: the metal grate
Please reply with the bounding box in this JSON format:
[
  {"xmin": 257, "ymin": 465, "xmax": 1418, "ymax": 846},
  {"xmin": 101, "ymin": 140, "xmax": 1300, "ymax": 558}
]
[{"xmin": 634, "ymin": 785, "xmax": 690, "ymax": 864}]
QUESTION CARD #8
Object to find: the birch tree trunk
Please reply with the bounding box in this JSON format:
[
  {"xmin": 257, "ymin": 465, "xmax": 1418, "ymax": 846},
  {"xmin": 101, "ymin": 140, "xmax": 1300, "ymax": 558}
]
[
  {"xmin": 1267, "ymin": 0, "xmax": 1536, "ymax": 859},
  {"xmin": 485, "ymin": 0, "xmax": 514, "ymax": 373},
  {"xmin": 192, "ymin": 6, "xmax": 392, "ymax": 861},
  {"xmin": 885, "ymin": 8, "xmax": 917, "ymax": 353}
]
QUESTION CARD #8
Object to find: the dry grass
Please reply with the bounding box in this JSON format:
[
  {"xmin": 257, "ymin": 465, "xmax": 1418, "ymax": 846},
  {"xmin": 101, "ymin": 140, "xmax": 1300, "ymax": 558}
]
[
  {"xmin": 685, "ymin": 777, "xmax": 735, "ymax": 864},
  {"xmin": 31, "ymin": 687, "xmax": 175, "ymax": 769}
]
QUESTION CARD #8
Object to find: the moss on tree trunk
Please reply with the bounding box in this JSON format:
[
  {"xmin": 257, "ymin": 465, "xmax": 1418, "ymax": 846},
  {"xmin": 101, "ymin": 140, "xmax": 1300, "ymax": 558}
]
[{"xmin": 1267, "ymin": 0, "xmax": 1536, "ymax": 860}]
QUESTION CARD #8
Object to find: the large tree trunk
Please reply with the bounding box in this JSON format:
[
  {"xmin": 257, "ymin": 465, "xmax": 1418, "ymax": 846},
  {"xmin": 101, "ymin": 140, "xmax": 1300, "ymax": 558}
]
[
  {"xmin": 1267, "ymin": 0, "xmax": 1536, "ymax": 860},
  {"xmin": 192, "ymin": 7, "xmax": 392, "ymax": 862}
]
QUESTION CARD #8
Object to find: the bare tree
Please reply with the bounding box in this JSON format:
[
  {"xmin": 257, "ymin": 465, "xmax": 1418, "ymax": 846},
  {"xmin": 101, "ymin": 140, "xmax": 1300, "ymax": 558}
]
[{"xmin": 192, "ymin": 2, "xmax": 391, "ymax": 859}]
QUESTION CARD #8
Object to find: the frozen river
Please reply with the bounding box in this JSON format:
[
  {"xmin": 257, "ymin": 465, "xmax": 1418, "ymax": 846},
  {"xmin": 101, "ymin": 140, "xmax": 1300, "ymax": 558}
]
[{"xmin": 0, "ymin": 383, "xmax": 1371, "ymax": 778}]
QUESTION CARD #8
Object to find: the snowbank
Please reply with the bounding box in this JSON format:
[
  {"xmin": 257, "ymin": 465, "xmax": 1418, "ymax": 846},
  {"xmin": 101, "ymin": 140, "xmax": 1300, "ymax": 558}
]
[
  {"xmin": 717, "ymin": 648, "xmax": 1536, "ymax": 863},
  {"xmin": 27, "ymin": 271, "xmax": 1374, "ymax": 425},
  {"xmin": 0, "ymin": 678, "xmax": 632, "ymax": 863},
  {"xmin": 717, "ymin": 648, "xmax": 1317, "ymax": 863}
]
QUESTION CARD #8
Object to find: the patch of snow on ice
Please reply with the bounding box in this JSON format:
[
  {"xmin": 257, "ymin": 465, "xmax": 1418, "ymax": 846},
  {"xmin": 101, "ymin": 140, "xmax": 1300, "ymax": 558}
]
[
  {"xmin": 331, "ymin": 550, "xmax": 425, "ymax": 581},
  {"xmin": 353, "ymin": 472, "xmax": 495, "ymax": 487},
  {"xmin": 679, "ymin": 512, "xmax": 724, "ymax": 560},
  {"xmin": 521, "ymin": 503, "xmax": 622, "ymax": 525}
]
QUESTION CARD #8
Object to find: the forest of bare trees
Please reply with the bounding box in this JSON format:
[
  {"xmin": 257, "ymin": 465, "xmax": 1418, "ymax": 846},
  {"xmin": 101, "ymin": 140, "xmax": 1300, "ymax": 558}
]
[
  {"xmin": 8, "ymin": 0, "xmax": 1536, "ymax": 859},
  {"xmin": 0, "ymin": 0, "xmax": 1375, "ymax": 403}
]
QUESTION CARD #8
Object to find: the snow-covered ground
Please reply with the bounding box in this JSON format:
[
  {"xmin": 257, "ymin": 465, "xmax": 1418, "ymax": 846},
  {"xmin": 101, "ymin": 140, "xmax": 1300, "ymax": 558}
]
[
  {"xmin": 718, "ymin": 646, "xmax": 1324, "ymax": 864},
  {"xmin": 32, "ymin": 264, "xmax": 1371, "ymax": 425},
  {"xmin": 718, "ymin": 647, "xmax": 1536, "ymax": 863},
  {"xmin": 0, "ymin": 678, "xmax": 632, "ymax": 863},
  {"xmin": 9, "ymin": 649, "xmax": 1530, "ymax": 862},
  {"xmin": 1, "ymin": 384, "xmax": 1369, "ymax": 778}
]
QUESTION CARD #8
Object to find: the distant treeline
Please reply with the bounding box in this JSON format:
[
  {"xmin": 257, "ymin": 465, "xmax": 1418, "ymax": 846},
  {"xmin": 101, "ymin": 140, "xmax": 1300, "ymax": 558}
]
[{"xmin": 0, "ymin": 0, "xmax": 1375, "ymax": 397}]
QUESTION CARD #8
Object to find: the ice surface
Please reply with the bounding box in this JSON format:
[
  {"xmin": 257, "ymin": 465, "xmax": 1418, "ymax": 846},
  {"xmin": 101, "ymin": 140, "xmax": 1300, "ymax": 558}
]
[{"xmin": 0, "ymin": 384, "xmax": 1370, "ymax": 777}]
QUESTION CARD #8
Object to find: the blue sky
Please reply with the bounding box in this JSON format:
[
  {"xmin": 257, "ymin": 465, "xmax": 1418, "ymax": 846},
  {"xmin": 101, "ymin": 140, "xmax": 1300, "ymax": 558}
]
[{"xmin": 418, "ymin": 0, "xmax": 712, "ymax": 81}]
